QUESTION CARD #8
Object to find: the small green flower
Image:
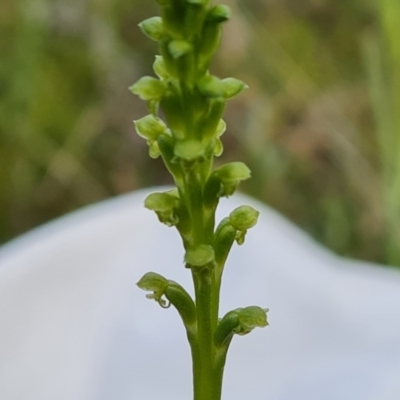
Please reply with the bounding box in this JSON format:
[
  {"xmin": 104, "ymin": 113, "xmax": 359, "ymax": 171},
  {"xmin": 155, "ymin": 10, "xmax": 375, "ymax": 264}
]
[
  {"xmin": 129, "ymin": 76, "xmax": 165, "ymax": 101},
  {"xmin": 229, "ymin": 205, "xmax": 260, "ymax": 231},
  {"xmin": 134, "ymin": 115, "xmax": 167, "ymax": 141},
  {"xmin": 213, "ymin": 162, "xmax": 252, "ymax": 197},
  {"xmin": 134, "ymin": 115, "xmax": 168, "ymax": 159},
  {"xmin": 235, "ymin": 306, "xmax": 269, "ymax": 334},
  {"xmin": 229, "ymin": 205, "xmax": 259, "ymax": 245},
  {"xmin": 145, "ymin": 191, "xmax": 179, "ymax": 226},
  {"xmin": 214, "ymin": 306, "xmax": 269, "ymax": 347},
  {"xmin": 137, "ymin": 272, "xmax": 170, "ymax": 308}
]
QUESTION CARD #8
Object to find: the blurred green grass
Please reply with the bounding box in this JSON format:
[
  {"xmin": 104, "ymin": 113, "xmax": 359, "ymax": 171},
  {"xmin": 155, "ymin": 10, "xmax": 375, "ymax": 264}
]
[{"xmin": 1, "ymin": 0, "xmax": 399, "ymax": 266}]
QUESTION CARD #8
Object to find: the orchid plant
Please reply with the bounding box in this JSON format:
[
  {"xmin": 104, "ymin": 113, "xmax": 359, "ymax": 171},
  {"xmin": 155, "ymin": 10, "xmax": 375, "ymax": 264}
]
[{"xmin": 130, "ymin": 1, "xmax": 268, "ymax": 399}]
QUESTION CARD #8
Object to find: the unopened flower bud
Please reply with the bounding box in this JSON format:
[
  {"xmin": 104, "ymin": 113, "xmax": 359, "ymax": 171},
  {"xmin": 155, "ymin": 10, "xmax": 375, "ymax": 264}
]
[
  {"xmin": 229, "ymin": 205, "xmax": 259, "ymax": 231},
  {"xmin": 139, "ymin": 16, "xmax": 165, "ymax": 41}
]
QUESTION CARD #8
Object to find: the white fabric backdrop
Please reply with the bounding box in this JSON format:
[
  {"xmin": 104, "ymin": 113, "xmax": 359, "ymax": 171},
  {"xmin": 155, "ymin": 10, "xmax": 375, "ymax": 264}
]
[{"xmin": 1, "ymin": 188, "xmax": 400, "ymax": 400}]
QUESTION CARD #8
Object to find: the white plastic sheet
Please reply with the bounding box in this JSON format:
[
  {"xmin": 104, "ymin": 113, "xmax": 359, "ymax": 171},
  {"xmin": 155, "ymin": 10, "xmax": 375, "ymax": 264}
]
[{"xmin": 1, "ymin": 188, "xmax": 400, "ymax": 400}]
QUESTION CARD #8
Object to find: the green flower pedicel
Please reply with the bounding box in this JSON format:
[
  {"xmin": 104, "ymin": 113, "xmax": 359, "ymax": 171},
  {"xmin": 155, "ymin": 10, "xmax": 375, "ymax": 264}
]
[{"xmin": 131, "ymin": 1, "xmax": 268, "ymax": 399}]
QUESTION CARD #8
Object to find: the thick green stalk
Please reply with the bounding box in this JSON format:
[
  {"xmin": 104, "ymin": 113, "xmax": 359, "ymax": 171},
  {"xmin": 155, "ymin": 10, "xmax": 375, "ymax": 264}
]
[
  {"xmin": 193, "ymin": 269, "xmax": 216, "ymax": 400},
  {"xmin": 185, "ymin": 167, "xmax": 221, "ymax": 399}
]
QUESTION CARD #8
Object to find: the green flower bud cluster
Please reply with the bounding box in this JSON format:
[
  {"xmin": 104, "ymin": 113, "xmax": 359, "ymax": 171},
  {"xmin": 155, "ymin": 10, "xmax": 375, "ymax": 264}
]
[
  {"xmin": 132, "ymin": 2, "xmax": 268, "ymax": 399},
  {"xmin": 130, "ymin": 0, "xmax": 247, "ymax": 166}
]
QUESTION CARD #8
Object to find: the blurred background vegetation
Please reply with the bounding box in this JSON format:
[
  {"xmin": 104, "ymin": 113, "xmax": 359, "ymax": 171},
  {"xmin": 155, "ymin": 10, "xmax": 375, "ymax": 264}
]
[{"xmin": 1, "ymin": 0, "xmax": 400, "ymax": 266}]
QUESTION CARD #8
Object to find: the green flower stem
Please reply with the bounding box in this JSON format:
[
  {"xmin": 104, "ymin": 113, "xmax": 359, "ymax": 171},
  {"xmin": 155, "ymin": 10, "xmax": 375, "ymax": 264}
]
[
  {"xmin": 133, "ymin": 1, "xmax": 268, "ymax": 399},
  {"xmin": 193, "ymin": 269, "xmax": 217, "ymax": 400}
]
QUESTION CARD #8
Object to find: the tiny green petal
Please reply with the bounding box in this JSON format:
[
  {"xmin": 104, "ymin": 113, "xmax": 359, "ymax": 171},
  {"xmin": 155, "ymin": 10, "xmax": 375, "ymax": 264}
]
[
  {"xmin": 207, "ymin": 4, "xmax": 231, "ymax": 23},
  {"xmin": 139, "ymin": 16, "xmax": 165, "ymax": 41},
  {"xmin": 129, "ymin": 76, "xmax": 165, "ymax": 101},
  {"xmin": 168, "ymin": 39, "xmax": 192, "ymax": 59},
  {"xmin": 221, "ymin": 78, "xmax": 248, "ymax": 99},
  {"xmin": 185, "ymin": 244, "xmax": 215, "ymax": 267}
]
